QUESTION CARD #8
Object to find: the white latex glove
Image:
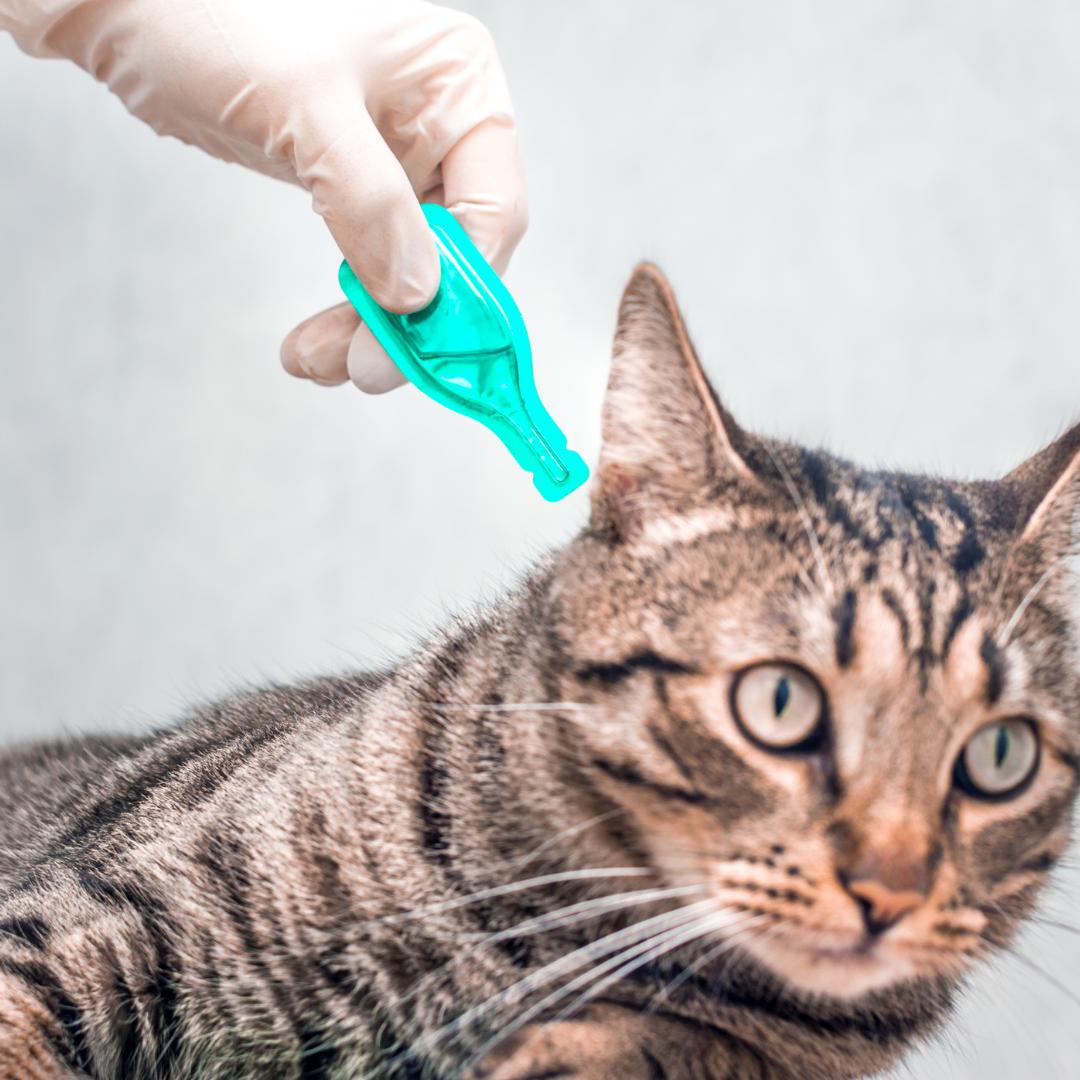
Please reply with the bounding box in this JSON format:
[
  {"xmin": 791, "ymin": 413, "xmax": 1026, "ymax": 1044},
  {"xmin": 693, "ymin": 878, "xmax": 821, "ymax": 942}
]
[{"xmin": 1, "ymin": 0, "xmax": 527, "ymax": 393}]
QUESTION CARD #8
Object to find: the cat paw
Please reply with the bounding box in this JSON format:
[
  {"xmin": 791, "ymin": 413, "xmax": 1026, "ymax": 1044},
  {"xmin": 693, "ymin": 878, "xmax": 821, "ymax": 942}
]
[
  {"xmin": 465, "ymin": 1003, "xmax": 747, "ymax": 1080},
  {"xmin": 467, "ymin": 1004, "xmax": 644, "ymax": 1079}
]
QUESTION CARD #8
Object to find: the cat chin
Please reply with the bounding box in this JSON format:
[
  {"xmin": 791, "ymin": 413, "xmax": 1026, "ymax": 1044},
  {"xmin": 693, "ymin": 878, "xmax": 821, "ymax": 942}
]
[{"xmin": 740, "ymin": 931, "xmax": 924, "ymax": 1000}]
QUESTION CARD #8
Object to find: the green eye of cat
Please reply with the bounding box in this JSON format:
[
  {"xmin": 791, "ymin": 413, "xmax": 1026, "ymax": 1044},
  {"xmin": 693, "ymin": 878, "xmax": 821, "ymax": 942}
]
[
  {"xmin": 731, "ymin": 662, "xmax": 826, "ymax": 752},
  {"xmin": 955, "ymin": 719, "xmax": 1040, "ymax": 799}
]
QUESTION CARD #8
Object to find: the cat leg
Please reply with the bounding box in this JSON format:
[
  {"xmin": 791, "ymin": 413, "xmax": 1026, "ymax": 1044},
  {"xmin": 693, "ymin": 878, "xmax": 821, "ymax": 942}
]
[
  {"xmin": 0, "ymin": 972, "xmax": 77, "ymax": 1080},
  {"xmin": 467, "ymin": 1002, "xmax": 768, "ymax": 1080}
]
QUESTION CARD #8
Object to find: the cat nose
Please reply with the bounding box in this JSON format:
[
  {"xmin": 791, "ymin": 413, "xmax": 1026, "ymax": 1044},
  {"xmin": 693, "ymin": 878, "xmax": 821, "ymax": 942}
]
[
  {"xmin": 834, "ymin": 834, "xmax": 932, "ymax": 936},
  {"xmin": 829, "ymin": 820, "xmax": 933, "ymax": 933},
  {"xmin": 843, "ymin": 877, "xmax": 925, "ymax": 936}
]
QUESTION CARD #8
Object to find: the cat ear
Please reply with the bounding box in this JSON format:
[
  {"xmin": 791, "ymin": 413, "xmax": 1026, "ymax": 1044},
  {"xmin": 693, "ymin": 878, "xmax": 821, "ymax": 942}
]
[
  {"xmin": 1003, "ymin": 421, "xmax": 1080, "ymax": 553},
  {"xmin": 592, "ymin": 263, "xmax": 757, "ymax": 539}
]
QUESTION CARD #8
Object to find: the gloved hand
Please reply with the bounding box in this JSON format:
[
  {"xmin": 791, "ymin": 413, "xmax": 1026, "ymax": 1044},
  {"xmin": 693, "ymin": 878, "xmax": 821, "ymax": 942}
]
[{"xmin": 2, "ymin": 0, "xmax": 527, "ymax": 393}]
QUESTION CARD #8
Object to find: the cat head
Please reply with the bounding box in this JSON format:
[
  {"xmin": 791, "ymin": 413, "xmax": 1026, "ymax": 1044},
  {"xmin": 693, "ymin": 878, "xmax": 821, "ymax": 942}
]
[{"xmin": 548, "ymin": 264, "xmax": 1080, "ymax": 1000}]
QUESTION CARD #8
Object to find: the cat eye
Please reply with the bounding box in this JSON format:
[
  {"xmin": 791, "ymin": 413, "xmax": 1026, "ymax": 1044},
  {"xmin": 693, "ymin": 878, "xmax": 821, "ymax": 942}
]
[
  {"xmin": 731, "ymin": 662, "xmax": 826, "ymax": 752},
  {"xmin": 955, "ymin": 719, "xmax": 1040, "ymax": 799}
]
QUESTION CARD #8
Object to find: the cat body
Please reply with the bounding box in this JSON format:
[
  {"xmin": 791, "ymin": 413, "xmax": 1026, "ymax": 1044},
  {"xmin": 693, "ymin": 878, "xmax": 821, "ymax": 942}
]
[{"xmin": 2, "ymin": 266, "xmax": 1078, "ymax": 1079}]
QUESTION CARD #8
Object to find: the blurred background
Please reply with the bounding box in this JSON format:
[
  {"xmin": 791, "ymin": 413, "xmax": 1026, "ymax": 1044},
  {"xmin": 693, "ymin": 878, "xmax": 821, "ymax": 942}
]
[{"xmin": 3, "ymin": 1, "xmax": 1080, "ymax": 1075}]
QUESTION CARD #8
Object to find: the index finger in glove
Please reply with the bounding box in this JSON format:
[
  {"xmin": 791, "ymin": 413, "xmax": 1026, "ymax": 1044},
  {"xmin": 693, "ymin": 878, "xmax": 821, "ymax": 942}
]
[
  {"xmin": 297, "ymin": 105, "xmax": 441, "ymax": 314},
  {"xmin": 440, "ymin": 116, "xmax": 528, "ymax": 275}
]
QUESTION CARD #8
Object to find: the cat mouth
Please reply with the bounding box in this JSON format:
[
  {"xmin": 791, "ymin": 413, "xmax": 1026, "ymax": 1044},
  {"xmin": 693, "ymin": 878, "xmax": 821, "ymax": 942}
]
[
  {"xmin": 791, "ymin": 937, "xmax": 875, "ymax": 958},
  {"xmin": 784, "ymin": 936, "xmax": 890, "ymax": 967},
  {"xmin": 741, "ymin": 926, "xmax": 921, "ymax": 997}
]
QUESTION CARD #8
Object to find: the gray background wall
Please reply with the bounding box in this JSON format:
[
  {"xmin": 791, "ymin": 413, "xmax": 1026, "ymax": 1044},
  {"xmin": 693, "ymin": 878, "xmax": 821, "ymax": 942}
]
[{"xmin": 3, "ymin": 1, "xmax": 1080, "ymax": 1075}]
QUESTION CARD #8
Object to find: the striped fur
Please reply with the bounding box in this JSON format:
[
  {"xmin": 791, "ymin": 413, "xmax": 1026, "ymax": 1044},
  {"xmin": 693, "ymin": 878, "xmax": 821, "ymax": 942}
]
[{"xmin": 2, "ymin": 264, "xmax": 1079, "ymax": 1079}]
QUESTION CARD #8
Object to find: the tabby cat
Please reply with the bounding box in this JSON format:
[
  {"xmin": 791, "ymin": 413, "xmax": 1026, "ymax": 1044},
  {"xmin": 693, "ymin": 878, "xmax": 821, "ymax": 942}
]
[{"xmin": 2, "ymin": 264, "xmax": 1079, "ymax": 1080}]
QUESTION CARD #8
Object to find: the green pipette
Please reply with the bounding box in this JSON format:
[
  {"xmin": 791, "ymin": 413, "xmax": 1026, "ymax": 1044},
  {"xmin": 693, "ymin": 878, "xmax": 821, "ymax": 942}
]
[{"xmin": 338, "ymin": 205, "xmax": 589, "ymax": 502}]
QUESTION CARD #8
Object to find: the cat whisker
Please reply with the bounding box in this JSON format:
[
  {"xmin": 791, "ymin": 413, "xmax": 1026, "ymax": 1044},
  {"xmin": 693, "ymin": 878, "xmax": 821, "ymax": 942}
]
[
  {"xmin": 764, "ymin": 444, "xmax": 835, "ymax": 599},
  {"xmin": 552, "ymin": 908, "xmax": 758, "ymax": 1025},
  {"xmin": 462, "ymin": 904, "xmax": 745, "ymax": 1075},
  {"xmin": 648, "ymin": 914, "xmax": 775, "ymax": 1009},
  {"xmin": 392, "ymin": 885, "xmax": 706, "ymax": 1014},
  {"xmin": 367, "ymin": 899, "xmax": 716, "ymax": 1077},
  {"xmin": 452, "ymin": 900, "xmax": 717, "ymax": 1027},
  {"xmin": 363, "ymin": 866, "xmax": 654, "ymax": 928},
  {"xmin": 460, "ymin": 884, "xmax": 708, "ymax": 944}
]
